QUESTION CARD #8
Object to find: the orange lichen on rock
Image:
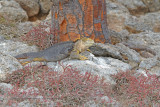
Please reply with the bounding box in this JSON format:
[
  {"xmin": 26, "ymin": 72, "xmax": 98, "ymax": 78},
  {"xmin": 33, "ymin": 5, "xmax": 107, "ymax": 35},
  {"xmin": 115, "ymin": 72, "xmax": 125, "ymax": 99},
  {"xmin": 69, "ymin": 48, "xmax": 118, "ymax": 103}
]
[
  {"xmin": 51, "ymin": 0, "xmax": 110, "ymax": 43},
  {"xmin": 94, "ymin": 23, "xmax": 102, "ymax": 32},
  {"xmin": 66, "ymin": 14, "xmax": 77, "ymax": 25},
  {"xmin": 68, "ymin": 32, "xmax": 81, "ymax": 41}
]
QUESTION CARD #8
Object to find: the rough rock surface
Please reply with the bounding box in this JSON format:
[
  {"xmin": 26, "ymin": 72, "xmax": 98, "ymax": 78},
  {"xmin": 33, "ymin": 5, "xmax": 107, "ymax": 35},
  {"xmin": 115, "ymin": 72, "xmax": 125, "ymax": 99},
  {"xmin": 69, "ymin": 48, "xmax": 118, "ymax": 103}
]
[
  {"xmin": 21, "ymin": 51, "xmax": 131, "ymax": 83},
  {"xmin": 124, "ymin": 31, "xmax": 160, "ymax": 75},
  {"xmin": 15, "ymin": 0, "xmax": 40, "ymax": 17},
  {"xmin": 112, "ymin": 0, "xmax": 148, "ymax": 15},
  {"xmin": 108, "ymin": 30, "xmax": 129, "ymax": 45},
  {"xmin": 126, "ymin": 32, "xmax": 160, "ymax": 56},
  {"xmin": 107, "ymin": 1, "xmax": 160, "ymax": 34},
  {"xmin": 0, "ymin": 0, "xmax": 28, "ymax": 21},
  {"xmin": 90, "ymin": 43, "xmax": 141, "ymax": 69},
  {"xmin": 0, "ymin": 52, "xmax": 22, "ymax": 81},
  {"xmin": 125, "ymin": 12, "xmax": 160, "ymax": 33},
  {"xmin": 139, "ymin": 57, "xmax": 159, "ymax": 69},
  {"xmin": 45, "ymin": 0, "xmax": 109, "ymax": 43},
  {"xmin": 112, "ymin": 0, "xmax": 160, "ymax": 15},
  {"xmin": 0, "ymin": 40, "xmax": 38, "ymax": 56},
  {"xmin": 47, "ymin": 52, "xmax": 131, "ymax": 83},
  {"xmin": 39, "ymin": 0, "xmax": 52, "ymax": 14},
  {"xmin": 0, "ymin": 40, "xmax": 38, "ymax": 81},
  {"xmin": 142, "ymin": 0, "xmax": 160, "ymax": 12},
  {"xmin": 106, "ymin": 1, "xmax": 130, "ymax": 32},
  {"xmin": 17, "ymin": 21, "xmax": 33, "ymax": 35}
]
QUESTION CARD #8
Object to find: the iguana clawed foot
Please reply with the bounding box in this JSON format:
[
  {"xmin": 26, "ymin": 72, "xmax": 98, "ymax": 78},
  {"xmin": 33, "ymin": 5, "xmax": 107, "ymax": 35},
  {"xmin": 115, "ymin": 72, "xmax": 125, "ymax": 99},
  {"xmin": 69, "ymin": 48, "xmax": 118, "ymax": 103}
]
[{"xmin": 87, "ymin": 49, "xmax": 91, "ymax": 52}]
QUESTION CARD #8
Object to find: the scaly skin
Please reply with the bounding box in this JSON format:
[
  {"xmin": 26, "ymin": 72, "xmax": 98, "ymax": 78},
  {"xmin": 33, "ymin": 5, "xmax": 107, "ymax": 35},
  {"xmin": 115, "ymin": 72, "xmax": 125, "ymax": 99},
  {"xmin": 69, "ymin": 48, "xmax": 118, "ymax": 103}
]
[
  {"xmin": 70, "ymin": 37, "xmax": 95, "ymax": 60},
  {"xmin": 15, "ymin": 37, "xmax": 95, "ymax": 65}
]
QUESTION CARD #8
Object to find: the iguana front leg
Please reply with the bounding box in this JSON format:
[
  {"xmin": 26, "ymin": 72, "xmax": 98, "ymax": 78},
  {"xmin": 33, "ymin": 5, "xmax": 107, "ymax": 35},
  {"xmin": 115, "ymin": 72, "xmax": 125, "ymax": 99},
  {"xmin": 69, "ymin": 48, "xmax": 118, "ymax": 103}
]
[
  {"xmin": 87, "ymin": 49, "xmax": 91, "ymax": 52},
  {"xmin": 70, "ymin": 50, "xmax": 88, "ymax": 60}
]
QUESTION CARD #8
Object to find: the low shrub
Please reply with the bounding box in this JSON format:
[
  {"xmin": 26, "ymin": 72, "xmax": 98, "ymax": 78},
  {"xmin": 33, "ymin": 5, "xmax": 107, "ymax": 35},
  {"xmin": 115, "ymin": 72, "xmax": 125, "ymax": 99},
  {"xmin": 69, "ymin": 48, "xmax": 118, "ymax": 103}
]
[
  {"xmin": 2, "ymin": 64, "xmax": 159, "ymax": 106},
  {"xmin": 21, "ymin": 22, "xmax": 59, "ymax": 50},
  {"xmin": 112, "ymin": 70, "xmax": 160, "ymax": 106},
  {"xmin": 2, "ymin": 64, "xmax": 112, "ymax": 106}
]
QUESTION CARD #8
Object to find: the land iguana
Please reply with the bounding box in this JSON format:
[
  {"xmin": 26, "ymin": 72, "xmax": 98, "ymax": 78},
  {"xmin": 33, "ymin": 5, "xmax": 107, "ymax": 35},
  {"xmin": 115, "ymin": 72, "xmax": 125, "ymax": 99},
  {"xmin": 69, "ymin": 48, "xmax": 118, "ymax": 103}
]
[{"xmin": 15, "ymin": 37, "xmax": 95, "ymax": 65}]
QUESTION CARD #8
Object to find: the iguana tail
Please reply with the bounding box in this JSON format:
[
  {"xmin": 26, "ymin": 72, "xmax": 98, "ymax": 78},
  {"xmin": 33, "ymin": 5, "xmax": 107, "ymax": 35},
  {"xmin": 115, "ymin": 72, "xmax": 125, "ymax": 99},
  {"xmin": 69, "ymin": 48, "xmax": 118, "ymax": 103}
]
[{"xmin": 14, "ymin": 52, "xmax": 42, "ymax": 59}]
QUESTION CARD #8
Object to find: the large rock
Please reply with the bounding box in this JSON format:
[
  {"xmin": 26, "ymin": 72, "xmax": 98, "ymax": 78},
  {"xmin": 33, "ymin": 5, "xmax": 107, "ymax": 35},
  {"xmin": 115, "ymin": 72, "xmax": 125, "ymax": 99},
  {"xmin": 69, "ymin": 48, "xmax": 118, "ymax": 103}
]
[
  {"xmin": 39, "ymin": 0, "xmax": 52, "ymax": 14},
  {"xmin": 47, "ymin": 52, "xmax": 131, "ymax": 83},
  {"xmin": 90, "ymin": 43, "xmax": 141, "ymax": 67},
  {"xmin": 111, "ymin": 0, "xmax": 147, "ymax": 15},
  {"xmin": 106, "ymin": 0, "xmax": 159, "ymax": 34},
  {"xmin": 0, "ymin": 40, "xmax": 38, "ymax": 56},
  {"xmin": 0, "ymin": 0, "xmax": 28, "ymax": 21},
  {"xmin": 108, "ymin": 30, "xmax": 129, "ymax": 45},
  {"xmin": 44, "ymin": 0, "xmax": 108, "ymax": 43},
  {"xmin": 0, "ymin": 52, "xmax": 22, "ymax": 82},
  {"xmin": 139, "ymin": 57, "xmax": 159, "ymax": 69},
  {"xmin": 114, "ymin": 0, "xmax": 160, "ymax": 15},
  {"xmin": 137, "ymin": 66, "xmax": 160, "ymax": 76},
  {"xmin": 127, "ymin": 32, "xmax": 160, "ymax": 56},
  {"xmin": 0, "ymin": 40, "xmax": 38, "ymax": 81},
  {"xmin": 149, "ymin": 65, "xmax": 160, "ymax": 76},
  {"xmin": 112, "ymin": 0, "xmax": 160, "ymax": 15},
  {"xmin": 115, "ymin": 43, "xmax": 141, "ymax": 63},
  {"xmin": 127, "ymin": 32, "xmax": 160, "ymax": 46},
  {"xmin": 113, "ymin": 0, "xmax": 160, "ymax": 15},
  {"xmin": 15, "ymin": 0, "xmax": 40, "ymax": 17},
  {"xmin": 0, "ymin": 40, "xmax": 38, "ymax": 82},
  {"xmin": 106, "ymin": 1, "xmax": 130, "ymax": 32},
  {"xmin": 125, "ymin": 11, "xmax": 160, "ymax": 33},
  {"xmin": 142, "ymin": 0, "xmax": 160, "ymax": 12}
]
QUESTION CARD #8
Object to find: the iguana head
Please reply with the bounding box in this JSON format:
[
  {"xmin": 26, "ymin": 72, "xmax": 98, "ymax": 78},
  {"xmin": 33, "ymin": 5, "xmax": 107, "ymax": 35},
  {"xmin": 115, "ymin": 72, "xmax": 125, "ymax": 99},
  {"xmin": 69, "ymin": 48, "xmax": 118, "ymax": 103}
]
[{"xmin": 81, "ymin": 37, "xmax": 95, "ymax": 47}]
